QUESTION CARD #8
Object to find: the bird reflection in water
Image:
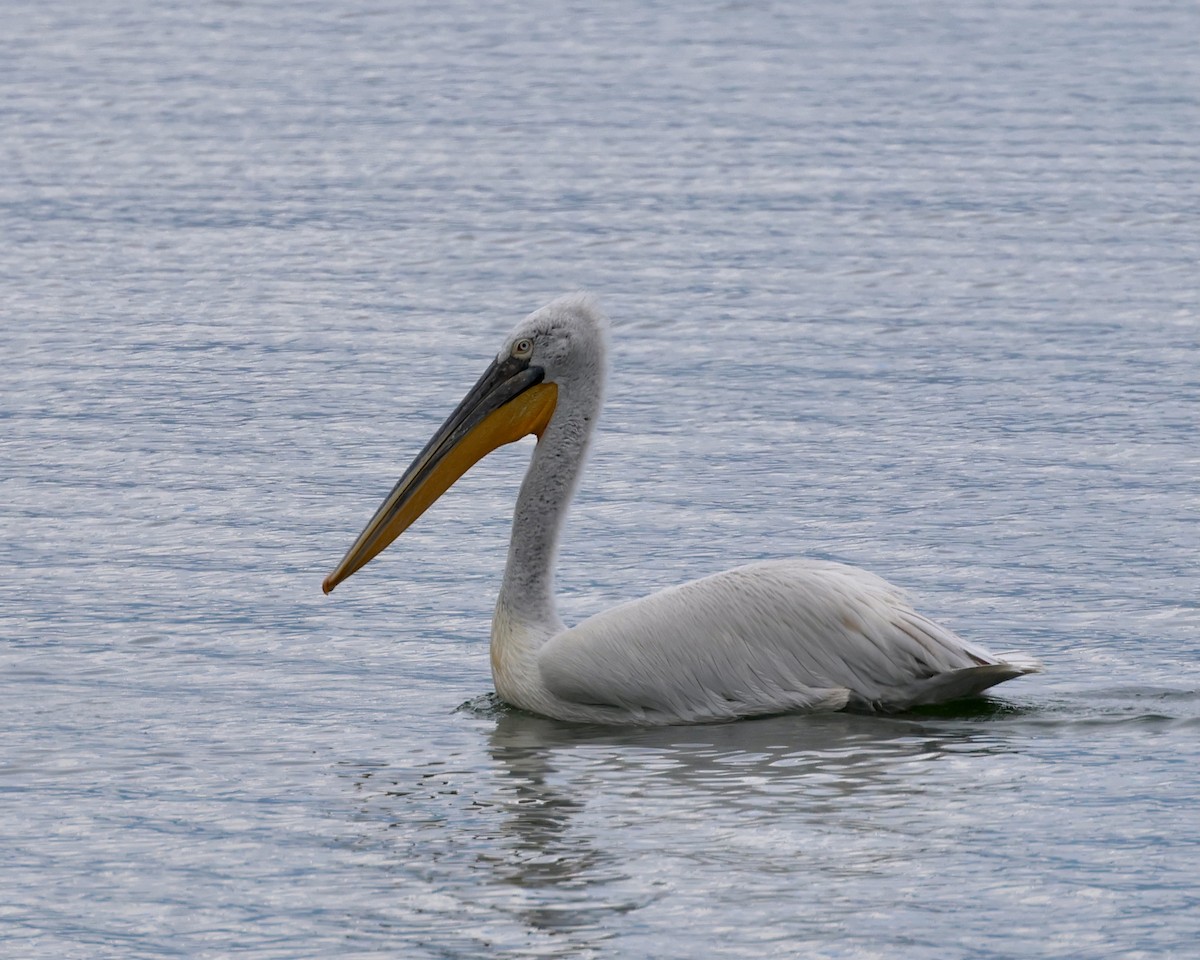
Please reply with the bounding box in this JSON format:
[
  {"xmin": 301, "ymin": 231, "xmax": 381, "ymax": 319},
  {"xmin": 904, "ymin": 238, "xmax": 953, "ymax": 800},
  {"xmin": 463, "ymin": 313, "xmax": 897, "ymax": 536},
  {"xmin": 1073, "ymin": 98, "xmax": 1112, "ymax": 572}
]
[{"xmin": 340, "ymin": 699, "xmax": 1025, "ymax": 954}]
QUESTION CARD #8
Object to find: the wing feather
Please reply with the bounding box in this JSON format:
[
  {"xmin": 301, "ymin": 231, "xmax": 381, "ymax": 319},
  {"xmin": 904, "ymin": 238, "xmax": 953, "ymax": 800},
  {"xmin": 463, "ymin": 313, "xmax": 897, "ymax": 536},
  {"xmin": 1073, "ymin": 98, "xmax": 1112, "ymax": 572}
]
[{"xmin": 537, "ymin": 559, "xmax": 1036, "ymax": 721}]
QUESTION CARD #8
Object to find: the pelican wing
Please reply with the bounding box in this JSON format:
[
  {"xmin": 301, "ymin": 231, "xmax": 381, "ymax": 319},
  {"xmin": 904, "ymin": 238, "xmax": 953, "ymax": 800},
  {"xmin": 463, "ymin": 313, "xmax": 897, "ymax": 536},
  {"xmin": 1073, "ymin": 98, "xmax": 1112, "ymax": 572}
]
[{"xmin": 538, "ymin": 559, "xmax": 1037, "ymax": 722}]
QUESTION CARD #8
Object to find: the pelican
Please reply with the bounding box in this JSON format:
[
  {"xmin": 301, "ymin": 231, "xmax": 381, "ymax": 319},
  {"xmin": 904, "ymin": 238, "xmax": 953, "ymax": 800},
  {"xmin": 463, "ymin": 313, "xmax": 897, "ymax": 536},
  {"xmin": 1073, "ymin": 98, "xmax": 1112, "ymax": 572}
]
[{"xmin": 323, "ymin": 294, "xmax": 1040, "ymax": 725}]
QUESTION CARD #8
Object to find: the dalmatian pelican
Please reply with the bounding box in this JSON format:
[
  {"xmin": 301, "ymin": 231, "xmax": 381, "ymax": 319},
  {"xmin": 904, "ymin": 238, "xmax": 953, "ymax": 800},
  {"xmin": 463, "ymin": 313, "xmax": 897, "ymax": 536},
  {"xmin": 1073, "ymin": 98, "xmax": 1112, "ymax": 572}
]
[{"xmin": 323, "ymin": 294, "xmax": 1040, "ymax": 724}]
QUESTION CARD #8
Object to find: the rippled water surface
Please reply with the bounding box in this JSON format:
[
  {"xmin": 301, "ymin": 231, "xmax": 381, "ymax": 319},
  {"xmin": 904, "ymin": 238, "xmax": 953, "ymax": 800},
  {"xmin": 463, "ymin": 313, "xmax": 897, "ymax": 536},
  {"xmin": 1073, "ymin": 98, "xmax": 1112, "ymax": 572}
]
[{"xmin": 3, "ymin": 1, "xmax": 1199, "ymax": 957}]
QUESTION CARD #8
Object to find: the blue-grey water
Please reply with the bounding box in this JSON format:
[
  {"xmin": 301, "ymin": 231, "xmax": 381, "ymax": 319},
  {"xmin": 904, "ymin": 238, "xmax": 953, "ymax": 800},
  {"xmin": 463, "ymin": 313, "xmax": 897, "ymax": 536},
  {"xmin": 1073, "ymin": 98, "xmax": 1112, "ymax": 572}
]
[{"xmin": 3, "ymin": 1, "xmax": 1199, "ymax": 957}]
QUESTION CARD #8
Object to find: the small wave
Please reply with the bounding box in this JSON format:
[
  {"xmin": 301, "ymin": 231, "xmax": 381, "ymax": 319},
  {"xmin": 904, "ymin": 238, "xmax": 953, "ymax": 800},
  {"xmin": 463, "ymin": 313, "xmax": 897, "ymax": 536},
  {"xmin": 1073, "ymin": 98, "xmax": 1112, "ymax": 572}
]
[
  {"xmin": 458, "ymin": 685, "xmax": 1200, "ymax": 733},
  {"xmin": 455, "ymin": 691, "xmax": 511, "ymax": 719},
  {"xmin": 981, "ymin": 685, "xmax": 1200, "ymax": 729}
]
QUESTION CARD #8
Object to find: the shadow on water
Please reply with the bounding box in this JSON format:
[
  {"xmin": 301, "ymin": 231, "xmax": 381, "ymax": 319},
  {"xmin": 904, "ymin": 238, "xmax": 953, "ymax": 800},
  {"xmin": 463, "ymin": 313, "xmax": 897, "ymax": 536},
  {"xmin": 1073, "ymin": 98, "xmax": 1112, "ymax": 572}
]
[
  {"xmin": 335, "ymin": 684, "xmax": 1198, "ymax": 956},
  {"xmin": 474, "ymin": 692, "xmax": 1030, "ymax": 813},
  {"xmin": 332, "ymin": 697, "xmax": 1006, "ymax": 954},
  {"xmin": 406, "ymin": 695, "xmax": 1038, "ymax": 947}
]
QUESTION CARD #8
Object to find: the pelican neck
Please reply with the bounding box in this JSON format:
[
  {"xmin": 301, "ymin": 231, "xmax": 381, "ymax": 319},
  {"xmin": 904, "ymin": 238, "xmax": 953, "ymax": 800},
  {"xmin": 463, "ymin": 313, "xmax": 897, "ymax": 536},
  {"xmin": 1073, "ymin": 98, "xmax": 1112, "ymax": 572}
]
[{"xmin": 495, "ymin": 383, "xmax": 599, "ymax": 640}]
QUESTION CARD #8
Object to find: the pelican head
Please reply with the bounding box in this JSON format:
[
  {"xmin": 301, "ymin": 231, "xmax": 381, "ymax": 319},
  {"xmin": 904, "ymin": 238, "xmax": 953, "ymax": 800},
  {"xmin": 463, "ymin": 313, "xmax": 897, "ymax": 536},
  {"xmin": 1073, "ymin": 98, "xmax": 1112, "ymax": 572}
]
[{"xmin": 323, "ymin": 294, "xmax": 607, "ymax": 594}]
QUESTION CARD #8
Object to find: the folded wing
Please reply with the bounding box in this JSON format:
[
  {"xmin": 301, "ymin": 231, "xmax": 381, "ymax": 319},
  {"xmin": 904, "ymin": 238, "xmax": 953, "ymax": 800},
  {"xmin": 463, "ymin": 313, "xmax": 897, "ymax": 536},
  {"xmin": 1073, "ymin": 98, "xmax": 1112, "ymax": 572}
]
[{"xmin": 538, "ymin": 559, "xmax": 1040, "ymax": 722}]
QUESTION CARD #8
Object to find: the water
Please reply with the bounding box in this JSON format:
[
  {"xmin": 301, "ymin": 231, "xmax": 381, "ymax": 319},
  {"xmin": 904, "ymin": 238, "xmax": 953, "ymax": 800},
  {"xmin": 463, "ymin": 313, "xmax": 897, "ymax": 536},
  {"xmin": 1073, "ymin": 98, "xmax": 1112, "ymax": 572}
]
[{"xmin": 3, "ymin": 0, "xmax": 1198, "ymax": 956}]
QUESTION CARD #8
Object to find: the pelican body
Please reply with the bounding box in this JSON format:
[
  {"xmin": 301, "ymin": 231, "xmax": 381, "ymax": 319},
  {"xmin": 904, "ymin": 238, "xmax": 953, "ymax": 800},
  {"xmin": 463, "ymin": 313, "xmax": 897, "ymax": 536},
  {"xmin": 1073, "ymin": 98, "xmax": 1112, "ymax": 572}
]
[{"xmin": 323, "ymin": 295, "xmax": 1039, "ymax": 725}]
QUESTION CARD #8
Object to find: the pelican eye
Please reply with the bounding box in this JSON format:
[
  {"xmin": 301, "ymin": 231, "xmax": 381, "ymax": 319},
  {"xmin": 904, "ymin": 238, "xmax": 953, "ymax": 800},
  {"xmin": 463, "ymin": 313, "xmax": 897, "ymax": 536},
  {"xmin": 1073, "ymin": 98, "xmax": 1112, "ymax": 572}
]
[{"xmin": 512, "ymin": 338, "xmax": 534, "ymax": 360}]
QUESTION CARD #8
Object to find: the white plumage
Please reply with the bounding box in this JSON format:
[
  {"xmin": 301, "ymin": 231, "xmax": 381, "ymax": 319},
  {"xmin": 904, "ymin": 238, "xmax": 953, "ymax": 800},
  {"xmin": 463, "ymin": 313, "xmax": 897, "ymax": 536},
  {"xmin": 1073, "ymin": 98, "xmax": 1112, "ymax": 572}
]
[{"xmin": 324, "ymin": 294, "xmax": 1040, "ymax": 725}]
